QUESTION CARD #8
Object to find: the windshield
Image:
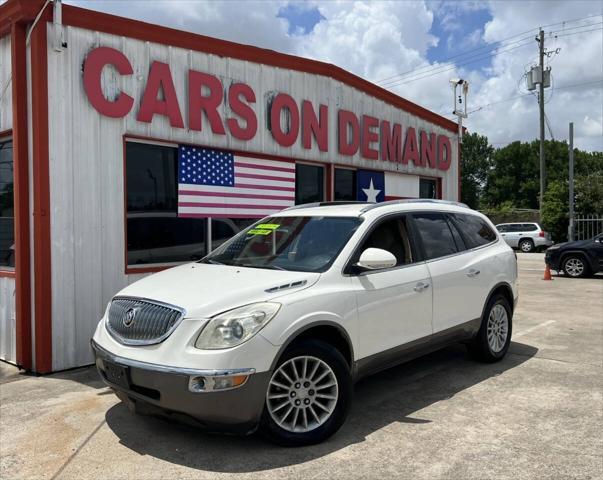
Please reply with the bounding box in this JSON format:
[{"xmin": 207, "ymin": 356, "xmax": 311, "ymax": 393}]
[{"xmin": 201, "ymin": 216, "xmax": 362, "ymax": 272}]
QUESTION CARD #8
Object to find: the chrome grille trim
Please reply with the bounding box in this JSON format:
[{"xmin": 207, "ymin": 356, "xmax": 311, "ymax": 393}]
[{"xmin": 106, "ymin": 296, "xmax": 187, "ymax": 346}]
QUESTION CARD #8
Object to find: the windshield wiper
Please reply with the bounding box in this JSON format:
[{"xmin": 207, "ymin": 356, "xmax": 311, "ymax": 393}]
[
  {"xmin": 240, "ymin": 263, "xmax": 287, "ymax": 271},
  {"xmin": 203, "ymin": 259, "xmax": 225, "ymax": 265}
]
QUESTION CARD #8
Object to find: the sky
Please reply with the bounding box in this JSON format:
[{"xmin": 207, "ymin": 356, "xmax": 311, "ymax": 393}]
[{"xmin": 61, "ymin": 0, "xmax": 603, "ymax": 152}]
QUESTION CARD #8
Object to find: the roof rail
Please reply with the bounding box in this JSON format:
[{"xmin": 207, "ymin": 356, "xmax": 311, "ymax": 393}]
[
  {"xmin": 360, "ymin": 199, "xmax": 469, "ymax": 213},
  {"xmin": 284, "ymin": 201, "xmax": 372, "ymax": 211}
]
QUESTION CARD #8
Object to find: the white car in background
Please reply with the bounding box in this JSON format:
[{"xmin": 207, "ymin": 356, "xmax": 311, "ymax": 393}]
[
  {"xmin": 495, "ymin": 222, "xmax": 553, "ymax": 252},
  {"xmin": 92, "ymin": 200, "xmax": 518, "ymax": 446}
]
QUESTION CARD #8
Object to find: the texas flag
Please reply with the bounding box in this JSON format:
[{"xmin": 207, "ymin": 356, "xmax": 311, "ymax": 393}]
[{"xmin": 356, "ymin": 170, "xmax": 385, "ymax": 203}]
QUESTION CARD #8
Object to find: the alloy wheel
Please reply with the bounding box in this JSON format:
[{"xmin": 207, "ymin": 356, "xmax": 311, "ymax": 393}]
[
  {"xmin": 564, "ymin": 258, "xmax": 584, "ymax": 277},
  {"xmin": 520, "ymin": 241, "xmax": 533, "ymax": 252},
  {"xmin": 266, "ymin": 356, "xmax": 339, "ymax": 433},
  {"xmin": 487, "ymin": 304, "xmax": 509, "ymax": 353}
]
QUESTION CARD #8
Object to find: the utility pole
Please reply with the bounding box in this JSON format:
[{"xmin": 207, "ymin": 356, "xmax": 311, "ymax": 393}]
[
  {"xmin": 538, "ymin": 29, "xmax": 546, "ymax": 212},
  {"xmin": 568, "ymin": 122, "xmax": 574, "ymax": 241}
]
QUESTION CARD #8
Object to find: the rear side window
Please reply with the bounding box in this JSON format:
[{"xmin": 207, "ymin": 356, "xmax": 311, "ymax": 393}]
[
  {"xmin": 411, "ymin": 213, "xmax": 458, "ymax": 260},
  {"xmin": 453, "ymin": 213, "xmax": 497, "ymax": 248},
  {"xmin": 522, "ymin": 224, "xmax": 538, "ymax": 231}
]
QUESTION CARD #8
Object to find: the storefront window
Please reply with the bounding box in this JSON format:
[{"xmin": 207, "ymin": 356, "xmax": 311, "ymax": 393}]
[
  {"xmin": 419, "ymin": 178, "xmax": 437, "ymax": 199},
  {"xmin": 126, "ymin": 142, "xmax": 207, "ymax": 265},
  {"xmin": 0, "ymin": 139, "xmax": 14, "ymax": 268},
  {"xmin": 295, "ymin": 164, "xmax": 324, "ymax": 204},
  {"xmin": 334, "ymin": 168, "xmax": 356, "ymax": 201}
]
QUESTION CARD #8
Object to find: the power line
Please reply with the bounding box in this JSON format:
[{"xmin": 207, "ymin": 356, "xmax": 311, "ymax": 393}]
[
  {"xmin": 375, "ymin": 14, "xmax": 603, "ymax": 86},
  {"xmin": 380, "ymin": 40, "xmax": 534, "ymax": 88},
  {"xmin": 445, "ymin": 79, "xmax": 603, "ymax": 118},
  {"xmin": 553, "ymin": 27, "xmax": 603, "ymax": 39}
]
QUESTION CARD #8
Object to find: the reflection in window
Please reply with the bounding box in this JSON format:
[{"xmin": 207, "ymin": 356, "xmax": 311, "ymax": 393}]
[
  {"xmin": 0, "ymin": 140, "xmax": 14, "ymax": 268},
  {"xmin": 211, "ymin": 218, "xmax": 256, "ymax": 251},
  {"xmin": 412, "ymin": 213, "xmax": 458, "ymax": 260},
  {"xmin": 126, "ymin": 142, "xmax": 207, "ymax": 265},
  {"xmin": 295, "ymin": 164, "xmax": 324, "ymax": 204},
  {"xmin": 453, "ymin": 214, "xmax": 497, "ymax": 248},
  {"xmin": 334, "ymin": 168, "xmax": 356, "ymax": 201},
  {"xmin": 419, "ymin": 178, "xmax": 437, "ymax": 199}
]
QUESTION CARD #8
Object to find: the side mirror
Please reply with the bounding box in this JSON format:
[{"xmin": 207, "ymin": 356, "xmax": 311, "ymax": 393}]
[{"xmin": 354, "ymin": 248, "xmax": 397, "ymax": 271}]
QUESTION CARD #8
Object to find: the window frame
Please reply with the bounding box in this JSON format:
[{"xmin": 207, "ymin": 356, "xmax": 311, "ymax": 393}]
[
  {"xmin": 0, "ymin": 133, "xmax": 15, "ymax": 275},
  {"xmin": 343, "ymin": 212, "xmax": 424, "ymax": 276}
]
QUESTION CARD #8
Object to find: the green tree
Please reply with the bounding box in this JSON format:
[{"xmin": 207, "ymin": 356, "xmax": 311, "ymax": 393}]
[
  {"xmin": 575, "ymin": 172, "xmax": 603, "ymax": 215},
  {"xmin": 460, "ymin": 132, "xmax": 493, "ymax": 209},
  {"xmin": 541, "ymin": 180, "xmax": 569, "ymax": 241}
]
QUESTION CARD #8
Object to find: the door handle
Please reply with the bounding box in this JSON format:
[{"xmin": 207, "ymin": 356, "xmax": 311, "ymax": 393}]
[
  {"xmin": 414, "ymin": 282, "xmax": 430, "ymax": 292},
  {"xmin": 467, "ymin": 269, "xmax": 481, "ymax": 277}
]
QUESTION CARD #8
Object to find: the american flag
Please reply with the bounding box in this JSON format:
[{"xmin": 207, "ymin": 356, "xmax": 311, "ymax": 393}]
[{"xmin": 177, "ymin": 146, "xmax": 296, "ymax": 218}]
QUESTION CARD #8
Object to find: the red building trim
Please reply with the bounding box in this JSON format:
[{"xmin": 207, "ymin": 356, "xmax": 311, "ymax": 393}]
[
  {"xmin": 9, "ymin": 22, "xmax": 33, "ymax": 370},
  {"xmin": 31, "ymin": 14, "xmax": 52, "ymax": 373},
  {"xmin": 57, "ymin": 3, "xmax": 458, "ymax": 134}
]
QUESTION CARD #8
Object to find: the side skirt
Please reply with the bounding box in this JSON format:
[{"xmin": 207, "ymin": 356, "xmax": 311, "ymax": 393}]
[{"xmin": 353, "ymin": 318, "xmax": 481, "ymax": 381}]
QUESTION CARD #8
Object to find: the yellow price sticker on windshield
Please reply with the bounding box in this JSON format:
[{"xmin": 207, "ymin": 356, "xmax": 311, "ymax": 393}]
[
  {"xmin": 256, "ymin": 223, "xmax": 280, "ymax": 230},
  {"xmin": 248, "ymin": 229, "xmax": 272, "ymax": 235}
]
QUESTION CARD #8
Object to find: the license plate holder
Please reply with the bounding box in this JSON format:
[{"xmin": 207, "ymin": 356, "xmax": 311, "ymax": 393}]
[{"xmin": 103, "ymin": 360, "xmax": 131, "ymax": 389}]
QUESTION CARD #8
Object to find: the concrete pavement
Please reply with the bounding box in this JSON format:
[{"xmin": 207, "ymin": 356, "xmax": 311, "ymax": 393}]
[{"xmin": 1, "ymin": 253, "xmax": 602, "ymax": 479}]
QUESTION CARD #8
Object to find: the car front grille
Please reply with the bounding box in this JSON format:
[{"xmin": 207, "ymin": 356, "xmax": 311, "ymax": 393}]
[{"xmin": 106, "ymin": 297, "xmax": 186, "ymax": 346}]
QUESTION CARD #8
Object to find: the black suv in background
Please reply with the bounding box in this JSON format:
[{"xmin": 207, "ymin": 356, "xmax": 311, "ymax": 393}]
[{"xmin": 545, "ymin": 233, "xmax": 603, "ymax": 278}]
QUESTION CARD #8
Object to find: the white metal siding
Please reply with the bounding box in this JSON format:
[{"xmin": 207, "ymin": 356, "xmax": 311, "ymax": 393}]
[
  {"xmin": 0, "ymin": 34, "xmax": 16, "ymax": 364},
  {"xmin": 0, "ymin": 277, "xmax": 16, "ymax": 363},
  {"xmin": 46, "ymin": 24, "xmax": 459, "ymax": 370},
  {"xmin": 0, "ymin": 35, "xmax": 12, "ymax": 132}
]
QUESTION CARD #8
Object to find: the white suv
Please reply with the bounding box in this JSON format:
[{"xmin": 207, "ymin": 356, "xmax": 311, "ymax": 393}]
[
  {"xmin": 92, "ymin": 200, "xmax": 518, "ymax": 446},
  {"xmin": 496, "ymin": 222, "xmax": 553, "ymax": 252}
]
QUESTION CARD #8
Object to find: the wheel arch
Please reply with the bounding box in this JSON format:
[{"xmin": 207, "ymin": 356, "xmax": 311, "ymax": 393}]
[
  {"xmin": 481, "ymin": 282, "xmax": 515, "ymax": 320},
  {"xmin": 559, "ymin": 250, "xmax": 595, "ymax": 271},
  {"xmin": 268, "ymin": 321, "xmax": 354, "ymax": 373}
]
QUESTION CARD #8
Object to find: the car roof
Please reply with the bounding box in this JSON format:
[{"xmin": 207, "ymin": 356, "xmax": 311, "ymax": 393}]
[
  {"xmin": 276, "ymin": 200, "xmax": 474, "ymax": 218},
  {"xmin": 496, "ymin": 222, "xmax": 539, "ymax": 226}
]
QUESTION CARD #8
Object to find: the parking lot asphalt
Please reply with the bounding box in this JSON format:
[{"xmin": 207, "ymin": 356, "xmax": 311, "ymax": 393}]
[{"xmin": 1, "ymin": 253, "xmax": 602, "ymax": 480}]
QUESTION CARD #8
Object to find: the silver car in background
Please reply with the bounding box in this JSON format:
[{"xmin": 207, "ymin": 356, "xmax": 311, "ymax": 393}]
[{"xmin": 495, "ymin": 222, "xmax": 553, "ymax": 253}]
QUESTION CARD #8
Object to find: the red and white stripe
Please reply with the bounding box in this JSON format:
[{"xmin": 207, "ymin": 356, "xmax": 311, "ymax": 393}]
[{"xmin": 178, "ymin": 157, "xmax": 296, "ymax": 218}]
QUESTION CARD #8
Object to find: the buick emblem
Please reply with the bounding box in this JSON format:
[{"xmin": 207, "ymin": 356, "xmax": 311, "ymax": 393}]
[{"xmin": 123, "ymin": 308, "xmax": 136, "ymax": 328}]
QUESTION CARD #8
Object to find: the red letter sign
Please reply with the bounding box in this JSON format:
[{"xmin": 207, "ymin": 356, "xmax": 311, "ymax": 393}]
[
  {"xmin": 83, "ymin": 47, "xmax": 134, "ymax": 118},
  {"xmin": 421, "ymin": 131, "xmax": 437, "ymax": 169},
  {"xmin": 189, "ymin": 71, "xmax": 226, "ymax": 134},
  {"xmin": 227, "ymin": 83, "xmax": 256, "ymax": 140},
  {"xmin": 137, "ymin": 61, "xmax": 184, "ymax": 128},
  {"xmin": 403, "ymin": 127, "xmax": 422, "ymax": 166},
  {"xmin": 437, "ymin": 135, "xmax": 452, "ymax": 171},
  {"xmin": 338, "ymin": 110, "xmax": 360, "ymax": 156},
  {"xmin": 380, "ymin": 121, "xmax": 402, "ymax": 163},
  {"xmin": 361, "ymin": 115, "xmax": 379, "ymax": 160},
  {"xmin": 302, "ymin": 101, "xmax": 328, "ymax": 152},
  {"xmin": 270, "ymin": 94, "xmax": 300, "ymax": 147}
]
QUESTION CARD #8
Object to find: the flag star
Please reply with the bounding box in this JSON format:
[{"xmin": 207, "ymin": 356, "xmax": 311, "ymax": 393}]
[{"xmin": 362, "ymin": 179, "xmax": 381, "ymax": 203}]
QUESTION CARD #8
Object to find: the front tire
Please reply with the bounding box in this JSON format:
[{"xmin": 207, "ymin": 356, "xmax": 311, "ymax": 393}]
[
  {"xmin": 562, "ymin": 255, "xmax": 589, "ymax": 278},
  {"xmin": 259, "ymin": 339, "xmax": 352, "ymax": 446},
  {"xmin": 518, "ymin": 238, "xmax": 534, "ymax": 253},
  {"xmin": 468, "ymin": 294, "xmax": 512, "ymax": 363}
]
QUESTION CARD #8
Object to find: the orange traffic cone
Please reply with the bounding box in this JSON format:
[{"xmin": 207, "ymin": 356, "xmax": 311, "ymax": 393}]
[{"xmin": 543, "ymin": 265, "xmax": 553, "ymax": 281}]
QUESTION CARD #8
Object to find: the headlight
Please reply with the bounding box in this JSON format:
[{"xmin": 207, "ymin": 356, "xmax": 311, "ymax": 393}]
[{"xmin": 195, "ymin": 302, "xmax": 280, "ymax": 350}]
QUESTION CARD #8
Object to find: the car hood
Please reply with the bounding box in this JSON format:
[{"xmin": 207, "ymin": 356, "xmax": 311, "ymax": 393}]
[
  {"xmin": 555, "ymin": 239, "xmax": 592, "ymax": 250},
  {"xmin": 116, "ymin": 263, "xmax": 320, "ymax": 318}
]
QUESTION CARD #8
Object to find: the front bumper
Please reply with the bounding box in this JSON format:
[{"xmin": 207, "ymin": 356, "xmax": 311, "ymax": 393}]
[
  {"xmin": 91, "ymin": 340, "xmax": 270, "ymax": 434},
  {"xmin": 545, "ymin": 250, "xmax": 561, "ymax": 270}
]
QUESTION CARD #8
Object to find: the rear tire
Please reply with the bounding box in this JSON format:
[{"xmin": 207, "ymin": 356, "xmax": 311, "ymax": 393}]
[
  {"xmin": 259, "ymin": 339, "xmax": 352, "ymax": 446},
  {"xmin": 518, "ymin": 239, "xmax": 534, "ymax": 253},
  {"xmin": 468, "ymin": 294, "xmax": 512, "ymax": 363},
  {"xmin": 562, "ymin": 255, "xmax": 589, "ymax": 278}
]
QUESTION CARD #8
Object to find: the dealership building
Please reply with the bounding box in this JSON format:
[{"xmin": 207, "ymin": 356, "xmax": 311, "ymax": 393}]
[{"xmin": 0, "ymin": 0, "xmax": 461, "ymax": 372}]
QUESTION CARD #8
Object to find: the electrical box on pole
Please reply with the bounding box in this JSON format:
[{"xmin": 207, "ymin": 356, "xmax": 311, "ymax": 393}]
[{"xmin": 450, "ymin": 78, "xmax": 468, "ymax": 144}]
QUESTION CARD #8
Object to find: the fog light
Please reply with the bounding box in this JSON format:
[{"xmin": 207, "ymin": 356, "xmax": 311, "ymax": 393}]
[{"xmin": 188, "ymin": 374, "xmax": 250, "ymax": 393}]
